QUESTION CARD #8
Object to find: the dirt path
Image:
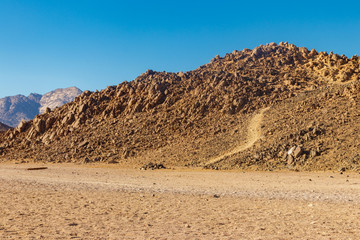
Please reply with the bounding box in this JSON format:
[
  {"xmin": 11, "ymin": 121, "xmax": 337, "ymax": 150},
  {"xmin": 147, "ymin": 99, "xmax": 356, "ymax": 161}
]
[{"xmin": 205, "ymin": 107, "xmax": 270, "ymax": 166}]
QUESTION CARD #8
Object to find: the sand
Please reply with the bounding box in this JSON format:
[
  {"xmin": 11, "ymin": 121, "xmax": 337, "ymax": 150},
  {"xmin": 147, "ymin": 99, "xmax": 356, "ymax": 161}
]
[{"xmin": 1, "ymin": 164, "xmax": 360, "ymax": 239}]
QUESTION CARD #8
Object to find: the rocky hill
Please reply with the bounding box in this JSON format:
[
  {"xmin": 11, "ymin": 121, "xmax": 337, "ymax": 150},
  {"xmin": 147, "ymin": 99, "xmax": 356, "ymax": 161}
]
[
  {"xmin": 0, "ymin": 87, "xmax": 82, "ymax": 127},
  {"xmin": 1, "ymin": 42, "xmax": 360, "ymax": 171}
]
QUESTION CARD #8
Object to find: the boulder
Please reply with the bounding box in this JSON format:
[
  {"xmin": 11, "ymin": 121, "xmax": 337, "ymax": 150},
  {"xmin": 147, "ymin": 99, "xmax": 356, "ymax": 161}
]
[
  {"xmin": 16, "ymin": 120, "xmax": 29, "ymax": 133},
  {"xmin": 293, "ymin": 146, "xmax": 303, "ymax": 158}
]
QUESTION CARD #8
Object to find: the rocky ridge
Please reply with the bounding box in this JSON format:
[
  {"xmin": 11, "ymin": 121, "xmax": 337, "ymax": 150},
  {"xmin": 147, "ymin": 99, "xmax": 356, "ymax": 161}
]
[{"xmin": 1, "ymin": 42, "xmax": 360, "ymax": 171}]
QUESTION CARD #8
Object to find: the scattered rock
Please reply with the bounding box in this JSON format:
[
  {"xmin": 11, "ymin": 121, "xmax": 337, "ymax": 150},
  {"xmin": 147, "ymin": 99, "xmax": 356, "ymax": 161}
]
[
  {"xmin": 293, "ymin": 146, "xmax": 303, "ymax": 158},
  {"xmin": 140, "ymin": 162, "xmax": 166, "ymax": 170},
  {"xmin": 26, "ymin": 167, "xmax": 48, "ymax": 171},
  {"xmin": 108, "ymin": 159, "xmax": 119, "ymax": 164}
]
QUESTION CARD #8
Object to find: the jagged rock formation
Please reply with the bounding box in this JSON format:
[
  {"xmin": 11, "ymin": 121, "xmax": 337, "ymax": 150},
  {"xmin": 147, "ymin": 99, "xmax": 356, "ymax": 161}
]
[
  {"xmin": 0, "ymin": 122, "xmax": 11, "ymax": 131},
  {"xmin": 1, "ymin": 42, "xmax": 360, "ymax": 171},
  {"xmin": 0, "ymin": 87, "xmax": 82, "ymax": 127}
]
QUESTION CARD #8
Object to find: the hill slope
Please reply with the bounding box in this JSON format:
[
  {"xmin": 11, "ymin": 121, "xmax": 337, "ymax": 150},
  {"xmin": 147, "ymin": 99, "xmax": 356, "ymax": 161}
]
[{"xmin": 1, "ymin": 42, "xmax": 360, "ymax": 171}]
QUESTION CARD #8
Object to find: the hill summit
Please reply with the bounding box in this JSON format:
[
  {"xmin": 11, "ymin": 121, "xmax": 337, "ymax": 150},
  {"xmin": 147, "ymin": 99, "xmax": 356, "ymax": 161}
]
[{"xmin": 1, "ymin": 42, "xmax": 360, "ymax": 171}]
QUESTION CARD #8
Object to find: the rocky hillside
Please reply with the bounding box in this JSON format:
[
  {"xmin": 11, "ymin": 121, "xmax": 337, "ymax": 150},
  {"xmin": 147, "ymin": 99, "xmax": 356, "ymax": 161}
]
[
  {"xmin": 1, "ymin": 42, "xmax": 360, "ymax": 171},
  {"xmin": 0, "ymin": 87, "xmax": 82, "ymax": 127},
  {"xmin": 0, "ymin": 122, "xmax": 10, "ymax": 131}
]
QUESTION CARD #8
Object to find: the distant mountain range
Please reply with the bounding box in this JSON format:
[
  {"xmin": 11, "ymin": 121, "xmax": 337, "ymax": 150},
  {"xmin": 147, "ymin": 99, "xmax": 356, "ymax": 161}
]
[
  {"xmin": 0, "ymin": 87, "xmax": 82, "ymax": 127},
  {"xmin": 0, "ymin": 121, "xmax": 10, "ymax": 131}
]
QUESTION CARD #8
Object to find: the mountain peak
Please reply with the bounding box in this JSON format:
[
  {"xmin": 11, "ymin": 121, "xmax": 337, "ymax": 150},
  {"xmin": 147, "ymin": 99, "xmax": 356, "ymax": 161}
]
[
  {"xmin": 0, "ymin": 87, "xmax": 82, "ymax": 126},
  {"xmin": 39, "ymin": 87, "xmax": 83, "ymax": 114}
]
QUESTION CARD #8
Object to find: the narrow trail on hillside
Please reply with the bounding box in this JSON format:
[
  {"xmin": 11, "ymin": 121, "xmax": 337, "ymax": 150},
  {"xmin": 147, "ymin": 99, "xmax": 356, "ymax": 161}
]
[{"xmin": 204, "ymin": 107, "xmax": 270, "ymax": 167}]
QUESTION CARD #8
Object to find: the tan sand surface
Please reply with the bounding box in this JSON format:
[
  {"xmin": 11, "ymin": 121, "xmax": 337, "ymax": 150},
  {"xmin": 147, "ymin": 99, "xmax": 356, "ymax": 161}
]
[{"xmin": 1, "ymin": 164, "xmax": 360, "ymax": 239}]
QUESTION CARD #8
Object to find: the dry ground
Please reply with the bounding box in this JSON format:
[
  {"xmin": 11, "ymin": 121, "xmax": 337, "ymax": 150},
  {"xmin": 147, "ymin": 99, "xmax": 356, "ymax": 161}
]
[{"xmin": 1, "ymin": 163, "xmax": 360, "ymax": 239}]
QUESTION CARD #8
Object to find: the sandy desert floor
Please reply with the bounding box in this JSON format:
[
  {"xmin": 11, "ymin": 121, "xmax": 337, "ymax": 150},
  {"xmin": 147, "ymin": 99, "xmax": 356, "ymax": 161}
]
[{"xmin": 1, "ymin": 164, "xmax": 360, "ymax": 239}]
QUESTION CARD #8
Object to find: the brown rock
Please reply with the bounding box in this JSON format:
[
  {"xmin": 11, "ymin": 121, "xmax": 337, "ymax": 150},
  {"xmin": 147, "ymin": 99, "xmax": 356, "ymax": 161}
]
[
  {"xmin": 293, "ymin": 146, "xmax": 303, "ymax": 158},
  {"xmin": 287, "ymin": 155, "xmax": 294, "ymax": 165},
  {"xmin": 16, "ymin": 120, "xmax": 29, "ymax": 133},
  {"xmin": 33, "ymin": 118, "xmax": 46, "ymax": 134}
]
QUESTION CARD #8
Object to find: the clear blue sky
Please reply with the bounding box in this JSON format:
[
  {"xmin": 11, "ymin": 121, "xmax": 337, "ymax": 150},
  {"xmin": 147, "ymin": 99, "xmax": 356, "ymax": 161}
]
[{"xmin": 1, "ymin": 0, "xmax": 360, "ymax": 98}]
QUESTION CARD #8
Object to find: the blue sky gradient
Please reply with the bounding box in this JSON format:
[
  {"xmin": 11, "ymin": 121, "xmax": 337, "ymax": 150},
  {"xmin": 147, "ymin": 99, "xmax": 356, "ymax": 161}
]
[{"xmin": 1, "ymin": 0, "xmax": 360, "ymax": 97}]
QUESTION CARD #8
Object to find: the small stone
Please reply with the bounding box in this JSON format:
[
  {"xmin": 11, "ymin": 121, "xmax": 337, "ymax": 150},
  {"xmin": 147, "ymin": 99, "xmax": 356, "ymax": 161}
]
[
  {"xmin": 78, "ymin": 140, "xmax": 89, "ymax": 148},
  {"xmin": 44, "ymin": 107, "xmax": 51, "ymax": 114},
  {"xmin": 177, "ymin": 71, "xmax": 185, "ymax": 78},
  {"xmin": 287, "ymin": 146, "xmax": 296, "ymax": 155},
  {"xmin": 310, "ymin": 150, "xmax": 318, "ymax": 158},
  {"xmin": 287, "ymin": 155, "xmax": 294, "ymax": 165},
  {"xmin": 108, "ymin": 159, "xmax": 119, "ymax": 164}
]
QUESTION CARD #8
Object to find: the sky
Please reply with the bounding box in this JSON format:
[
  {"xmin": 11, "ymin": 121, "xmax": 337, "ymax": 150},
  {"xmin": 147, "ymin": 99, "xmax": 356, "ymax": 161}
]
[{"xmin": 1, "ymin": 0, "xmax": 360, "ymax": 98}]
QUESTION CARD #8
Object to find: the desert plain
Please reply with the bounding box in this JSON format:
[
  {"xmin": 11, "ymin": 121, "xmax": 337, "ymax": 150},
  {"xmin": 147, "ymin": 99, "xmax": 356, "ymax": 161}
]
[{"xmin": 1, "ymin": 163, "xmax": 360, "ymax": 239}]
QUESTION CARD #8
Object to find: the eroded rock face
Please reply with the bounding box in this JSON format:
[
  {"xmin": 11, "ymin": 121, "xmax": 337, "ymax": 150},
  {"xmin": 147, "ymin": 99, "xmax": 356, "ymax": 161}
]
[{"xmin": 1, "ymin": 42, "xmax": 360, "ymax": 171}]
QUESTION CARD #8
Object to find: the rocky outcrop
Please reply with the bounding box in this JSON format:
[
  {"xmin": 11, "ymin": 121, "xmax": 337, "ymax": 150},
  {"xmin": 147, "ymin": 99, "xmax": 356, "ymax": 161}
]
[
  {"xmin": 0, "ymin": 87, "xmax": 82, "ymax": 127},
  {"xmin": 1, "ymin": 42, "xmax": 360, "ymax": 171}
]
